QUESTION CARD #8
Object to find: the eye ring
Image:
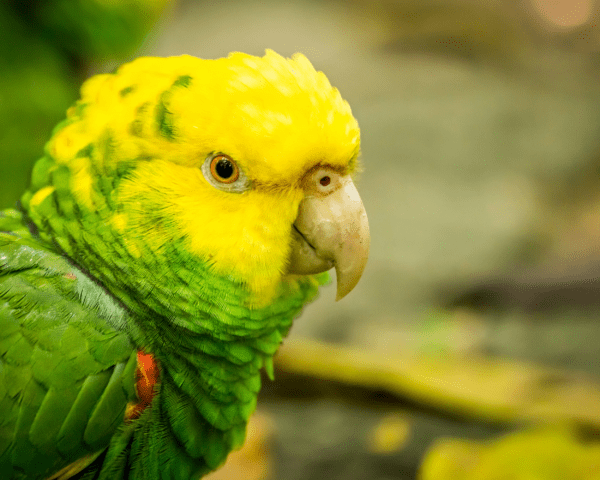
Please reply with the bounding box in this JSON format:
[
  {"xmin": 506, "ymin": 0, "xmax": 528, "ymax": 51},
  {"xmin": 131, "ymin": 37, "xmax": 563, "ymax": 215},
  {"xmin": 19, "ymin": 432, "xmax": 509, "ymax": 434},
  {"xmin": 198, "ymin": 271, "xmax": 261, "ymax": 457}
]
[
  {"xmin": 210, "ymin": 154, "xmax": 239, "ymax": 184},
  {"xmin": 201, "ymin": 153, "xmax": 250, "ymax": 194}
]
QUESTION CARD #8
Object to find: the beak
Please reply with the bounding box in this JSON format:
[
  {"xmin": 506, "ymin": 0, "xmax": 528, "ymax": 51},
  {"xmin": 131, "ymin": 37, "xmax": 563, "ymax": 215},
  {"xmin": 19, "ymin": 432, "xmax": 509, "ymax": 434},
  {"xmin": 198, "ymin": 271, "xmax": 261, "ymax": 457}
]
[{"xmin": 287, "ymin": 173, "xmax": 370, "ymax": 300}]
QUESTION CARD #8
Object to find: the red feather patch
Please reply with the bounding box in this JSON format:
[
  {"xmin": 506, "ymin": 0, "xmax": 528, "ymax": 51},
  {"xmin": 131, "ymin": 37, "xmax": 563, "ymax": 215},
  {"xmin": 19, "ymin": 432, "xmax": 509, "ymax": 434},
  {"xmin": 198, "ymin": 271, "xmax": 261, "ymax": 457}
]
[{"xmin": 125, "ymin": 351, "xmax": 160, "ymax": 420}]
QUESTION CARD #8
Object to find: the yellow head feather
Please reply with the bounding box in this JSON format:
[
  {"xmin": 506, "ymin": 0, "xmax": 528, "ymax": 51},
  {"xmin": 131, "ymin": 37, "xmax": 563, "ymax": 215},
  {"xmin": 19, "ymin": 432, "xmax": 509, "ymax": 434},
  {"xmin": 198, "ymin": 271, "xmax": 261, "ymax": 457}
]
[{"xmin": 31, "ymin": 50, "xmax": 360, "ymax": 305}]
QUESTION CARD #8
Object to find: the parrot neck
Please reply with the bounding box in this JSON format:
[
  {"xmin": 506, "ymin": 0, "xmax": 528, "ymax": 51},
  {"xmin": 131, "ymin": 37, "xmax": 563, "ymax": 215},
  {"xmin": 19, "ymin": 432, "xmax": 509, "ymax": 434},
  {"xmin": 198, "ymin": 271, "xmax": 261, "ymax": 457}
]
[{"xmin": 110, "ymin": 264, "xmax": 326, "ymax": 475}]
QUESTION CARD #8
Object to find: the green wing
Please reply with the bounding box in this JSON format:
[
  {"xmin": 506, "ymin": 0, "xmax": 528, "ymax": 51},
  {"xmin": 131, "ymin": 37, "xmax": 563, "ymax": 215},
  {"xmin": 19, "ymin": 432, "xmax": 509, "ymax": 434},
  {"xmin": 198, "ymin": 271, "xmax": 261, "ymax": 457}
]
[{"xmin": 0, "ymin": 209, "xmax": 137, "ymax": 480}]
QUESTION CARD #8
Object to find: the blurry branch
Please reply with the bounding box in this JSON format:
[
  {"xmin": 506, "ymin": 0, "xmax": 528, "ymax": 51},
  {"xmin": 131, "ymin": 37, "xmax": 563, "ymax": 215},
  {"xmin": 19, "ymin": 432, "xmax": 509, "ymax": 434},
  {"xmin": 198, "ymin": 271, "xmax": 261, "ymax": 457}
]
[
  {"xmin": 419, "ymin": 424, "xmax": 600, "ymax": 480},
  {"xmin": 274, "ymin": 338, "xmax": 600, "ymax": 428}
]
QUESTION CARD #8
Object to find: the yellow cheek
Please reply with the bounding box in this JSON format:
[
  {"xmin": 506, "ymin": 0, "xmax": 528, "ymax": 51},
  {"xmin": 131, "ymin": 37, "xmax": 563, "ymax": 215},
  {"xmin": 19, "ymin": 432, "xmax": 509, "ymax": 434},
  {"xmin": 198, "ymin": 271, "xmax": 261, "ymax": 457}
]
[
  {"xmin": 117, "ymin": 160, "xmax": 303, "ymax": 305},
  {"xmin": 180, "ymin": 186, "xmax": 304, "ymax": 303}
]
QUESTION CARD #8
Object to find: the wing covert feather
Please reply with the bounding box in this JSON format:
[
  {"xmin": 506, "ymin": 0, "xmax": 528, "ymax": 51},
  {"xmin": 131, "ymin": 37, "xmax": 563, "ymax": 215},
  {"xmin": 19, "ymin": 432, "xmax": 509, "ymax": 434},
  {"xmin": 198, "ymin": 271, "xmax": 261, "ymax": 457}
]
[{"xmin": 0, "ymin": 213, "xmax": 137, "ymax": 480}]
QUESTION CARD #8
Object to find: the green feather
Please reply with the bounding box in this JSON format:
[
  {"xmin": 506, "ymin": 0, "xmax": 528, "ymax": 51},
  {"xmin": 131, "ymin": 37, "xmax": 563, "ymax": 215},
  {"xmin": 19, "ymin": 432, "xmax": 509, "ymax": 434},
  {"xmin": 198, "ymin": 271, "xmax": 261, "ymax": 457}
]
[
  {"xmin": 83, "ymin": 362, "xmax": 128, "ymax": 450},
  {"xmin": 56, "ymin": 369, "xmax": 112, "ymax": 457},
  {"xmin": 0, "ymin": 211, "xmax": 136, "ymax": 478},
  {"xmin": 29, "ymin": 386, "xmax": 79, "ymax": 454},
  {"xmin": 9, "ymin": 378, "xmax": 49, "ymax": 474}
]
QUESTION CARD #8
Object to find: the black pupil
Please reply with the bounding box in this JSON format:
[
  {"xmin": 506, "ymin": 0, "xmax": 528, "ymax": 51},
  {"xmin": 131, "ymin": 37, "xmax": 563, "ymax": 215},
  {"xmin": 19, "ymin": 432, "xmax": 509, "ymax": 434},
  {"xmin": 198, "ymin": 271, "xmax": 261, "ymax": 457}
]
[{"xmin": 216, "ymin": 158, "xmax": 234, "ymax": 179}]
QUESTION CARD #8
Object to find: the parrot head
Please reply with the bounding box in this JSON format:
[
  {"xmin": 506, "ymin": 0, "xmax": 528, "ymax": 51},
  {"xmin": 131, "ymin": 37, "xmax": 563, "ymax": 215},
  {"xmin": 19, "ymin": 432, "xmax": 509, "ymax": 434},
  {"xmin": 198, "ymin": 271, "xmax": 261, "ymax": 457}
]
[{"xmin": 23, "ymin": 50, "xmax": 369, "ymax": 309}]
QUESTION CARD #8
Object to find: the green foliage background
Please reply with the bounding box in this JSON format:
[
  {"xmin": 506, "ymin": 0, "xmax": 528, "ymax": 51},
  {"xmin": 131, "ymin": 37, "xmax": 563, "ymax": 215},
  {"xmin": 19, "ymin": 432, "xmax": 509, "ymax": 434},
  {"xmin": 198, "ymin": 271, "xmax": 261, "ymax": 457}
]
[{"xmin": 0, "ymin": 0, "xmax": 169, "ymax": 208}]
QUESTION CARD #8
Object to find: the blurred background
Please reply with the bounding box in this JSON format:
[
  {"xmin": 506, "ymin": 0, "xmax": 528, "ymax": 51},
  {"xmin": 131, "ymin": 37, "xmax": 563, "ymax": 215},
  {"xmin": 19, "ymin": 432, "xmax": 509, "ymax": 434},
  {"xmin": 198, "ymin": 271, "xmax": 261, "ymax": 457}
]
[{"xmin": 4, "ymin": 0, "xmax": 600, "ymax": 478}]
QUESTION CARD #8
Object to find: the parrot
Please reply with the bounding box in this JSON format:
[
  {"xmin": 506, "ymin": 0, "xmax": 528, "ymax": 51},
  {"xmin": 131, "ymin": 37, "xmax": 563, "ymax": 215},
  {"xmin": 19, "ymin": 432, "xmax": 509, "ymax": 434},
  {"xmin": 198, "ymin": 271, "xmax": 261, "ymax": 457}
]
[{"xmin": 0, "ymin": 50, "xmax": 370, "ymax": 479}]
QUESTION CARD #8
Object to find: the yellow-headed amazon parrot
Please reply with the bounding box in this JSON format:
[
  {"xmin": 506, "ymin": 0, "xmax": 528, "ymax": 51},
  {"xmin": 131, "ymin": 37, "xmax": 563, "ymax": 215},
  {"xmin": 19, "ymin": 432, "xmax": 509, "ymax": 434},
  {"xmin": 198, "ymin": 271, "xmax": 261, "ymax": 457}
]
[{"xmin": 0, "ymin": 50, "xmax": 369, "ymax": 479}]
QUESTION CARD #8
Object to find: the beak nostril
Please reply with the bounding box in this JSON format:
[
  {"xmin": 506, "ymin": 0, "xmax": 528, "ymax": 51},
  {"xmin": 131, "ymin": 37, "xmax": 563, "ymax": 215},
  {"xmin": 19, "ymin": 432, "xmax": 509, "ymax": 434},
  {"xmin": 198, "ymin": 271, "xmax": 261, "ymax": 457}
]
[{"xmin": 319, "ymin": 176, "xmax": 331, "ymax": 187}]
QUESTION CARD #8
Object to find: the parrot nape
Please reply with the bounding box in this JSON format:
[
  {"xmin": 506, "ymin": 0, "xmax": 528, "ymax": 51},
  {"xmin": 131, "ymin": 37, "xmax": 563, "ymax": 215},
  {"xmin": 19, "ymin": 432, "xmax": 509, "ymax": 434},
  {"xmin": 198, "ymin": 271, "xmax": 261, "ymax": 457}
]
[{"xmin": 0, "ymin": 50, "xmax": 370, "ymax": 479}]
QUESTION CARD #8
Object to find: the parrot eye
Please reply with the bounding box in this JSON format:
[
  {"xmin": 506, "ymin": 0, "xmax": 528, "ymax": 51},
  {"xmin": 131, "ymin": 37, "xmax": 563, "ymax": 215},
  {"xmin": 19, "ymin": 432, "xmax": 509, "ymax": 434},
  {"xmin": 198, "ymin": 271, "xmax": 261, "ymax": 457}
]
[
  {"xmin": 210, "ymin": 154, "xmax": 239, "ymax": 184},
  {"xmin": 201, "ymin": 153, "xmax": 250, "ymax": 193}
]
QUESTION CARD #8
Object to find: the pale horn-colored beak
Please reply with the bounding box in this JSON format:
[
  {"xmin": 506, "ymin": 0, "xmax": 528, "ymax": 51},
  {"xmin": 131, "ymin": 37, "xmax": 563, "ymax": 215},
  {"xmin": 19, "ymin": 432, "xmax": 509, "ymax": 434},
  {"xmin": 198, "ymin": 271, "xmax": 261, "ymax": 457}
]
[{"xmin": 287, "ymin": 169, "xmax": 370, "ymax": 300}]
